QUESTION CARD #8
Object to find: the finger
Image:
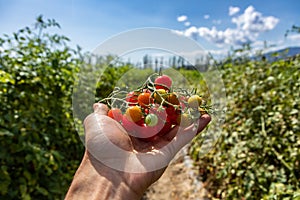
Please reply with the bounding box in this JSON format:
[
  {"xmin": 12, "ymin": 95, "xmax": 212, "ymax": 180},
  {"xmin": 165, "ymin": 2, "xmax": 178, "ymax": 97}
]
[
  {"xmin": 161, "ymin": 114, "xmax": 211, "ymax": 158},
  {"xmin": 196, "ymin": 114, "xmax": 212, "ymax": 133},
  {"xmin": 176, "ymin": 114, "xmax": 211, "ymax": 146},
  {"xmin": 93, "ymin": 103, "xmax": 109, "ymax": 115},
  {"xmin": 161, "ymin": 114, "xmax": 211, "ymax": 142}
]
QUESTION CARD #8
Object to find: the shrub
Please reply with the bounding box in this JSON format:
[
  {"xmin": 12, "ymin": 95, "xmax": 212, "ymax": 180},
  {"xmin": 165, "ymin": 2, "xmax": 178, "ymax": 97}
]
[{"xmin": 0, "ymin": 16, "xmax": 84, "ymax": 199}]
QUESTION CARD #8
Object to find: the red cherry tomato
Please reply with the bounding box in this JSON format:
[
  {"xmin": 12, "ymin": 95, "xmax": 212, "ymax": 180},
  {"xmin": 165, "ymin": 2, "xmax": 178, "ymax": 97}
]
[
  {"xmin": 135, "ymin": 118, "xmax": 145, "ymax": 126},
  {"xmin": 154, "ymin": 75, "xmax": 172, "ymax": 90},
  {"xmin": 107, "ymin": 108, "xmax": 123, "ymax": 122},
  {"xmin": 166, "ymin": 106, "xmax": 181, "ymax": 125},
  {"xmin": 157, "ymin": 121, "xmax": 173, "ymax": 136},
  {"xmin": 126, "ymin": 91, "xmax": 139, "ymax": 106}
]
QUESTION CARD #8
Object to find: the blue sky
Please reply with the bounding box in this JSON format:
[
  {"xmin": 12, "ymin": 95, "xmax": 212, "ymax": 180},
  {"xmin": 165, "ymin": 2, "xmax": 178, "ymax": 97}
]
[{"xmin": 1, "ymin": 0, "xmax": 300, "ymax": 58}]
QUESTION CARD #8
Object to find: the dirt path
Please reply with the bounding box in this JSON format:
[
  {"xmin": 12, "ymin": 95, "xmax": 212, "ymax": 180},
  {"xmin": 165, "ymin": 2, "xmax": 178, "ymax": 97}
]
[{"xmin": 142, "ymin": 147, "xmax": 210, "ymax": 200}]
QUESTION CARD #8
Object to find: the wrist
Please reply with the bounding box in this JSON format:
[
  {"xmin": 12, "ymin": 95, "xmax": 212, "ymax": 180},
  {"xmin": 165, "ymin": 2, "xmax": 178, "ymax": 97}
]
[{"xmin": 65, "ymin": 152, "xmax": 142, "ymax": 200}]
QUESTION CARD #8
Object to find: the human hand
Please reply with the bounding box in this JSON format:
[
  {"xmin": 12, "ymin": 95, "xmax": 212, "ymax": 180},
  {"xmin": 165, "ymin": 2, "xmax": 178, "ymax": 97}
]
[{"xmin": 66, "ymin": 103, "xmax": 211, "ymax": 200}]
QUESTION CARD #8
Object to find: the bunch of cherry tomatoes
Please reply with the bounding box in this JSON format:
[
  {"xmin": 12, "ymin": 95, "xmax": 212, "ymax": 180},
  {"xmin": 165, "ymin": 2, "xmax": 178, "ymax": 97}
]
[{"xmin": 101, "ymin": 72, "xmax": 209, "ymax": 141}]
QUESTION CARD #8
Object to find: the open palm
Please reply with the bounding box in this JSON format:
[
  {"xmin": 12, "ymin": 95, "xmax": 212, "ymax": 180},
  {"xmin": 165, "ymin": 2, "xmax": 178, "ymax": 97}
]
[{"xmin": 83, "ymin": 103, "xmax": 211, "ymax": 196}]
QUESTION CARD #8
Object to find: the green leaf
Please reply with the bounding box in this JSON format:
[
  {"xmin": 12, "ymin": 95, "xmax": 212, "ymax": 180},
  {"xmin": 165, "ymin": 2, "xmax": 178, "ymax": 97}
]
[
  {"xmin": 0, "ymin": 166, "xmax": 11, "ymax": 195},
  {"xmin": 36, "ymin": 186, "xmax": 49, "ymax": 196},
  {"xmin": 0, "ymin": 128, "xmax": 14, "ymax": 136},
  {"xmin": 0, "ymin": 70, "xmax": 15, "ymax": 84}
]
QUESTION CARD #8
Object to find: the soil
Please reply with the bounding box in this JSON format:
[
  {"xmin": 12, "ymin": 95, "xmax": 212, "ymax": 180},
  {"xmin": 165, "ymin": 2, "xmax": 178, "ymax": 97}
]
[{"xmin": 142, "ymin": 147, "xmax": 211, "ymax": 200}]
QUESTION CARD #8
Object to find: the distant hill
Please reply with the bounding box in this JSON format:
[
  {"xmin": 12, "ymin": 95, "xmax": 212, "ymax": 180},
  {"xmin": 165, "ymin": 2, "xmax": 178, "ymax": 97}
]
[{"xmin": 261, "ymin": 46, "xmax": 300, "ymax": 61}]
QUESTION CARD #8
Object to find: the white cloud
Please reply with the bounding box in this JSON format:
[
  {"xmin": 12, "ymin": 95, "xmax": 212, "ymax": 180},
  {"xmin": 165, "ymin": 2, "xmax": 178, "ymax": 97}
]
[
  {"xmin": 184, "ymin": 26, "xmax": 198, "ymax": 37},
  {"xmin": 198, "ymin": 26, "xmax": 254, "ymax": 46},
  {"xmin": 204, "ymin": 14, "xmax": 210, "ymax": 19},
  {"xmin": 184, "ymin": 21, "xmax": 191, "ymax": 26},
  {"xmin": 232, "ymin": 5, "xmax": 279, "ymax": 33},
  {"xmin": 198, "ymin": 26, "xmax": 225, "ymax": 45},
  {"xmin": 177, "ymin": 15, "xmax": 187, "ymax": 22},
  {"xmin": 229, "ymin": 6, "xmax": 240, "ymax": 16},
  {"xmin": 174, "ymin": 5, "xmax": 279, "ymax": 47}
]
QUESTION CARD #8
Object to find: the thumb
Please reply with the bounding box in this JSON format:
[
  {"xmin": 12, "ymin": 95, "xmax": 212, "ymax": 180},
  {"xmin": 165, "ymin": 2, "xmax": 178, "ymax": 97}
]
[
  {"xmin": 93, "ymin": 103, "xmax": 109, "ymax": 115},
  {"xmin": 83, "ymin": 103, "xmax": 108, "ymax": 127}
]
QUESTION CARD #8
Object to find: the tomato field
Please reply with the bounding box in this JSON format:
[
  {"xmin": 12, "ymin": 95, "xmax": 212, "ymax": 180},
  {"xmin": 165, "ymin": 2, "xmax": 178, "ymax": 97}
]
[
  {"xmin": 190, "ymin": 53, "xmax": 300, "ymax": 199},
  {"xmin": 0, "ymin": 17, "xmax": 299, "ymax": 199}
]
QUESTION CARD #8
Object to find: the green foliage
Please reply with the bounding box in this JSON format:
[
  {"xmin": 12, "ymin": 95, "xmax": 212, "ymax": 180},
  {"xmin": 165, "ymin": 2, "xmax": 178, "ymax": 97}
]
[
  {"xmin": 190, "ymin": 54, "xmax": 300, "ymax": 199},
  {"xmin": 95, "ymin": 63, "xmax": 134, "ymax": 101},
  {"xmin": 0, "ymin": 16, "xmax": 84, "ymax": 199}
]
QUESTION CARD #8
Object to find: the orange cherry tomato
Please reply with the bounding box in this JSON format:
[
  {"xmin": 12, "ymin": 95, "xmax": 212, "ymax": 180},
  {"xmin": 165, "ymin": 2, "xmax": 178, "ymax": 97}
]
[
  {"xmin": 137, "ymin": 92, "xmax": 153, "ymax": 107},
  {"xmin": 166, "ymin": 92, "xmax": 180, "ymax": 105},
  {"xmin": 125, "ymin": 106, "xmax": 142, "ymax": 122}
]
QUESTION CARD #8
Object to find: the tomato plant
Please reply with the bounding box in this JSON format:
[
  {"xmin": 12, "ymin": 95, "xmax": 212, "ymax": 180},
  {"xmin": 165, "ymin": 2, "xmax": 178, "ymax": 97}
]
[
  {"xmin": 188, "ymin": 53, "xmax": 300, "ymax": 199},
  {"xmin": 0, "ymin": 16, "xmax": 85, "ymax": 199}
]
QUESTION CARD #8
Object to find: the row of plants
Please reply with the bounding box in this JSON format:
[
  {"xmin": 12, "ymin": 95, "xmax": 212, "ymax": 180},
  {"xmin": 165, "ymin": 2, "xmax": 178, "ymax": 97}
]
[{"xmin": 190, "ymin": 52, "xmax": 300, "ymax": 199}]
